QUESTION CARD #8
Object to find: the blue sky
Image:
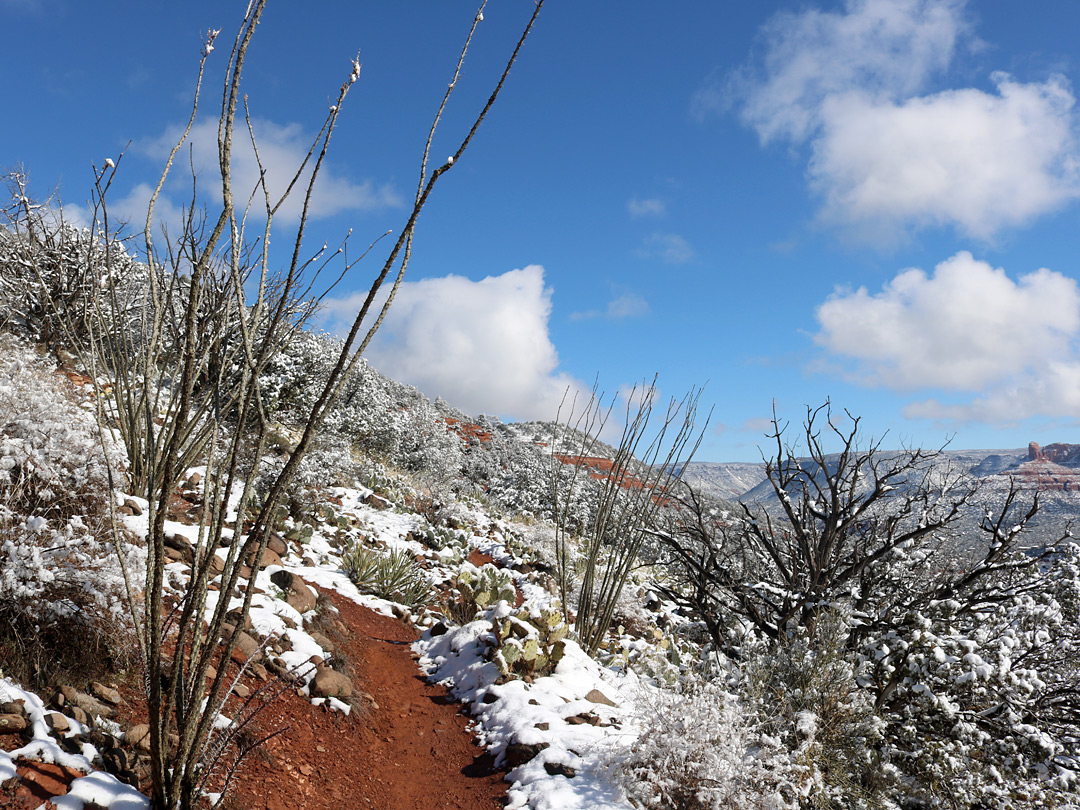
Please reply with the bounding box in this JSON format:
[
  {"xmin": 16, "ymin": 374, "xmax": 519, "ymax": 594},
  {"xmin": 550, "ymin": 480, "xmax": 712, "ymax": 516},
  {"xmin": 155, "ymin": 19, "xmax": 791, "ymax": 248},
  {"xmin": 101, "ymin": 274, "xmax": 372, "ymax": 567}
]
[{"xmin": 4, "ymin": 0, "xmax": 1080, "ymax": 461}]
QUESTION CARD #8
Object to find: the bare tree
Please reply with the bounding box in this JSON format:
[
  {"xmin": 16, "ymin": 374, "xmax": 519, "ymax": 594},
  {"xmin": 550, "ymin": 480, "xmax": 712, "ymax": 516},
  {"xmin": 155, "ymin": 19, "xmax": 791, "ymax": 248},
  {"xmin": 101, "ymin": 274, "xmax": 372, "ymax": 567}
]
[
  {"xmin": 651, "ymin": 402, "xmax": 1079, "ymax": 806},
  {"xmin": 651, "ymin": 402, "xmax": 1052, "ymax": 654},
  {"xmin": 552, "ymin": 380, "xmax": 708, "ymax": 656}
]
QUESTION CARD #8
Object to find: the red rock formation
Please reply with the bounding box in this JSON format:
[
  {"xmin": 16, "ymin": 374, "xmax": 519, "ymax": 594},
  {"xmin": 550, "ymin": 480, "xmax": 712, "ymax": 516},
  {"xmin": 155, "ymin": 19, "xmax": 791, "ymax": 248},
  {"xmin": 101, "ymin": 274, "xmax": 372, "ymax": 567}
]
[
  {"xmin": 1028, "ymin": 441, "xmax": 1080, "ymax": 465},
  {"xmin": 442, "ymin": 417, "xmax": 493, "ymax": 445}
]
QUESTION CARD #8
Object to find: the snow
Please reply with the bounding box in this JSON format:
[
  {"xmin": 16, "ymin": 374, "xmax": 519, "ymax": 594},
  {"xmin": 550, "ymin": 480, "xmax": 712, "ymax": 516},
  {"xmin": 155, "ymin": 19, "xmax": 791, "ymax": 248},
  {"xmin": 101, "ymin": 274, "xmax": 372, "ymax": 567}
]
[
  {"xmin": 52, "ymin": 771, "xmax": 149, "ymax": 810},
  {"xmin": 0, "ymin": 678, "xmax": 147, "ymax": 810}
]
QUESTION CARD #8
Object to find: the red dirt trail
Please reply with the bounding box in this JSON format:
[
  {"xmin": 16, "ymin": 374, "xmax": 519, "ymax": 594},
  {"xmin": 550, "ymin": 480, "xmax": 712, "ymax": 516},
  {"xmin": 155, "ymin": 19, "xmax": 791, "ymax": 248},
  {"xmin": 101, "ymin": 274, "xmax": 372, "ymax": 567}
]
[
  {"xmin": 0, "ymin": 589, "xmax": 506, "ymax": 810},
  {"xmin": 231, "ymin": 591, "xmax": 507, "ymax": 810}
]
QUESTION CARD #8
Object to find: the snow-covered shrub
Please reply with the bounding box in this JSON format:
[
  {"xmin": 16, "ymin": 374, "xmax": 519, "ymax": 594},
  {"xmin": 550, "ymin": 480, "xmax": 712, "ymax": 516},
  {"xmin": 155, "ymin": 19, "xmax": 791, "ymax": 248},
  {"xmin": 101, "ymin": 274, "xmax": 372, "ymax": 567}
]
[
  {"xmin": 0, "ymin": 178, "xmax": 147, "ymax": 353},
  {"xmin": 743, "ymin": 610, "xmax": 883, "ymax": 808},
  {"xmin": 614, "ymin": 677, "xmax": 796, "ymax": 810},
  {"xmin": 0, "ymin": 334, "xmax": 139, "ymax": 683},
  {"xmin": 850, "ymin": 544, "xmax": 1080, "ymax": 809},
  {"xmin": 259, "ymin": 330, "xmax": 464, "ymax": 480}
]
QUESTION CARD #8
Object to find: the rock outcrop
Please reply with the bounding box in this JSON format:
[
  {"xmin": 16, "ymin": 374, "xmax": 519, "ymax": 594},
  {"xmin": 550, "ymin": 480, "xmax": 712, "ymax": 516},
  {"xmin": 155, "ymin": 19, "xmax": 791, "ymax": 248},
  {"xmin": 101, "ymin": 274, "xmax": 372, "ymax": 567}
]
[
  {"xmin": 1027, "ymin": 441, "xmax": 1080, "ymax": 465},
  {"xmin": 998, "ymin": 441, "xmax": 1080, "ymax": 492}
]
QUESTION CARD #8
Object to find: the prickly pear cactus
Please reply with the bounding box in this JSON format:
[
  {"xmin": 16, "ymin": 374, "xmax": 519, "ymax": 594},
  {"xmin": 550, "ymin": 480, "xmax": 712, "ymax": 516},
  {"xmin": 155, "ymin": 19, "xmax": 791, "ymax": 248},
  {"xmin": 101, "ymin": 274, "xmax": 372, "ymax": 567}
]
[{"xmin": 490, "ymin": 603, "xmax": 569, "ymax": 679}]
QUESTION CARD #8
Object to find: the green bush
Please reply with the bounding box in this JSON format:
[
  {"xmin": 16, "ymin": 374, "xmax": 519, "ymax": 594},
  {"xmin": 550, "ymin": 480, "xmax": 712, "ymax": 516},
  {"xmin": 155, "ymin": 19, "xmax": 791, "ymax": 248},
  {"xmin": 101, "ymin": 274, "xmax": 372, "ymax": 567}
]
[{"xmin": 341, "ymin": 544, "xmax": 431, "ymax": 609}]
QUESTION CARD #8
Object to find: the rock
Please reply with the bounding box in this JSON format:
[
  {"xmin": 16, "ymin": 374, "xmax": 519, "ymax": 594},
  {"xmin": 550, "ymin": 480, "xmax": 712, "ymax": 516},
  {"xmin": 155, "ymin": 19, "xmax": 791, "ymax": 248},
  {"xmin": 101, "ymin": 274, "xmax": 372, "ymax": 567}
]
[
  {"xmin": 544, "ymin": 761, "xmax": 576, "ymax": 778},
  {"xmin": 73, "ymin": 691, "xmax": 115, "ymax": 719},
  {"xmin": 584, "ymin": 689, "xmax": 617, "ymax": 707},
  {"xmin": 310, "ymin": 667, "xmax": 353, "ymax": 699},
  {"xmin": 45, "ymin": 712, "xmax": 70, "ymax": 734},
  {"xmin": 266, "ymin": 533, "xmax": 288, "ymax": 558},
  {"xmin": 0, "ymin": 713, "xmax": 28, "ymax": 733},
  {"xmin": 504, "ymin": 741, "xmax": 549, "ymax": 768},
  {"xmin": 429, "ymin": 622, "xmax": 449, "ymax": 637},
  {"xmin": 0, "ymin": 701, "xmax": 25, "ymax": 716},
  {"xmin": 1028, "ymin": 440, "xmax": 1080, "ymax": 465},
  {"xmin": 250, "ymin": 663, "xmax": 270, "ymax": 681},
  {"xmin": 362, "ymin": 492, "xmax": 391, "ymax": 510},
  {"xmin": 123, "ymin": 498, "xmax": 143, "ymax": 516},
  {"xmin": 220, "ymin": 624, "xmax": 261, "ymax": 663},
  {"xmin": 57, "ymin": 686, "xmax": 77, "ymax": 706},
  {"xmin": 126, "ymin": 723, "xmax": 151, "ymax": 752},
  {"xmin": 70, "ymin": 706, "xmax": 89, "ymax": 726},
  {"xmin": 232, "ymin": 683, "xmax": 251, "ymax": 699},
  {"xmin": 164, "ymin": 533, "xmax": 194, "ymax": 564},
  {"xmin": 481, "ymin": 691, "xmax": 499, "ymax": 704},
  {"xmin": 270, "ymin": 570, "xmax": 318, "ymax": 614},
  {"xmin": 309, "ymin": 631, "xmax": 334, "ymax": 653},
  {"xmin": 245, "ymin": 546, "xmax": 282, "ymax": 569},
  {"xmin": 565, "ymin": 713, "xmax": 600, "ymax": 725},
  {"xmin": 224, "ymin": 608, "xmax": 253, "ymax": 631},
  {"xmin": 91, "ymin": 682, "xmax": 125, "ymax": 706}
]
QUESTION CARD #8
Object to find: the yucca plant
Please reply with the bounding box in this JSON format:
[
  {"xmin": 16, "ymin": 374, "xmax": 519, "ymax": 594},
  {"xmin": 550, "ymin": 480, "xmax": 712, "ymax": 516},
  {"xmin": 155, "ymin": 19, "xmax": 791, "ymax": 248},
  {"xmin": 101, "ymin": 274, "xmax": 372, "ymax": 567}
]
[{"xmin": 342, "ymin": 544, "xmax": 432, "ymax": 609}]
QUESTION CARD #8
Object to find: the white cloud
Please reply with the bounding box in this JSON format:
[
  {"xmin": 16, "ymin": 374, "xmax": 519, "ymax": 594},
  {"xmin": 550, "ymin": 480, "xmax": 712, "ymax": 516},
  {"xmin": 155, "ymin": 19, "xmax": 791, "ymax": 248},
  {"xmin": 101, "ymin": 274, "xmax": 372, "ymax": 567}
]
[
  {"xmin": 814, "ymin": 251, "xmax": 1080, "ymax": 423},
  {"xmin": 627, "ymin": 197, "xmax": 666, "ymax": 218},
  {"xmin": 636, "ymin": 232, "xmax": 695, "ymax": 264},
  {"xmin": 112, "ymin": 117, "xmax": 401, "ymax": 230},
  {"xmin": 903, "ymin": 360, "xmax": 1080, "ymax": 424},
  {"xmin": 721, "ymin": 0, "xmax": 1080, "ymax": 238},
  {"xmin": 811, "ymin": 75, "xmax": 1080, "ymax": 239},
  {"xmin": 318, "ymin": 265, "xmax": 586, "ymax": 421},
  {"xmin": 727, "ymin": 0, "xmax": 968, "ymax": 144},
  {"xmin": 570, "ymin": 291, "xmax": 650, "ymax": 322}
]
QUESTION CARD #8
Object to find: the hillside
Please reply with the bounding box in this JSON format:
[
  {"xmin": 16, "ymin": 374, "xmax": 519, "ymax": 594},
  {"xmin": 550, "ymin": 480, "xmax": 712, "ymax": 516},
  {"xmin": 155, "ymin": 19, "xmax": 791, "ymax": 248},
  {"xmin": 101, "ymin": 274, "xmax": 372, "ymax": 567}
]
[{"xmin": 0, "ymin": 209, "xmax": 1077, "ymax": 810}]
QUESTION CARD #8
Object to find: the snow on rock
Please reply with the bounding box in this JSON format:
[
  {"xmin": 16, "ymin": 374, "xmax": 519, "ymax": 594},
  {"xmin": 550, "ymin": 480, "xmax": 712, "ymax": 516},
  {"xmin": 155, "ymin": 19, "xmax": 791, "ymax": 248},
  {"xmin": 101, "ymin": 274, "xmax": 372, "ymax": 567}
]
[{"xmin": 0, "ymin": 677, "xmax": 147, "ymax": 810}]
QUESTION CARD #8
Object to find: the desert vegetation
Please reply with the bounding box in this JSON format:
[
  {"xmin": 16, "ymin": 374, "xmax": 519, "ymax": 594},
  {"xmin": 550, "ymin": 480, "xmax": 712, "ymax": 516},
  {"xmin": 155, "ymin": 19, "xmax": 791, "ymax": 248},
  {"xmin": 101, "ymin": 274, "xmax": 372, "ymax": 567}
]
[{"xmin": 0, "ymin": 4, "xmax": 1077, "ymax": 810}]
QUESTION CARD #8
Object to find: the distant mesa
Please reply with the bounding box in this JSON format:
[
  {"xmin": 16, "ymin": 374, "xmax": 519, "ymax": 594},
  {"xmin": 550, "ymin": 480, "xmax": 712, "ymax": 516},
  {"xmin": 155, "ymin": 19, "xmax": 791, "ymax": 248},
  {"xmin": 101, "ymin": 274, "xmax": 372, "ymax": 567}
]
[
  {"xmin": 1027, "ymin": 441, "xmax": 1080, "ymax": 465},
  {"xmin": 1007, "ymin": 441, "xmax": 1080, "ymax": 492}
]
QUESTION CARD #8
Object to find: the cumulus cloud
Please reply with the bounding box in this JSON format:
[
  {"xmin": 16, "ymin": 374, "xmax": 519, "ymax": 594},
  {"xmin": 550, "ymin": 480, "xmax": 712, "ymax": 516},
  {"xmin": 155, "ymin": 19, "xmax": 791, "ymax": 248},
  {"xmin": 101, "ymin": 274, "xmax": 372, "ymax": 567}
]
[
  {"xmin": 903, "ymin": 360, "xmax": 1080, "ymax": 424},
  {"xmin": 317, "ymin": 265, "xmax": 586, "ymax": 421},
  {"xmin": 111, "ymin": 117, "xmax": 401, "ymax": 229},
  {"xmin": 814, "ymin": 251, "xmax": 1080, "ymax": 423},
  {"xmin": 627, "ymin": 197, "xmax": 666, "ymax": 218},
  {"xmin": 636, "ymin": 232, "xmax": 695, "ymax": 264},
  {"xmin": 719, "ymin": 0, "xmax": 1080, "ymax": 238},
  {"xmin": 811, "ymin": 75, "xmax": 1079, "ymax": 238},
  {"xmin": 724, "ymin": 0, "xmax": 968, "ymax": 143}
]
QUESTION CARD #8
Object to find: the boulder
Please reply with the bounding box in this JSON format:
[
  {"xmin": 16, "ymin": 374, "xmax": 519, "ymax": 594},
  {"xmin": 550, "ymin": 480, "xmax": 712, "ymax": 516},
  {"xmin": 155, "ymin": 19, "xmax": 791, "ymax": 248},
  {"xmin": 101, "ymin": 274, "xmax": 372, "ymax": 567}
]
[
  {"xmin": 270, "ymin": 570, "xmax": 318, "ymax": 614},
  {"xmin": 310, "ymin": 667, "xmax": 353, "ymax": 699},
  {"xmin": 504, "ymin": 741, "xmax": 549, "ymax": 768},
  {"xmin": 0, "ymin": 713, "xmax": 28, "ymax": 733},
  {"xmin": 91, "ymin": 682, "xmax": 125, "ymax": 706},
  {"xmin": 126, "ymin": 723, "xmax": 151, "ymax": 752},
  {"xmin": 73, "ymin": 691, "xmax": 115, "ymax": 719},
  {"xmin": 221, "ymin": 625, "xmax": 262, "ymax": 664},
  {"xmin": 544, "ymin": 761, "xmax": 576, "ymax": 778},
  {"xmin": 266, "ymin": 533, "xmax": 288, "ymax": 558},
  {"xmin": 45, "ymin": 712, "xmax": 71, "ymax": 734},
  {"xmin": 584, "ymin": 689, "xmax": 617, "ymax": 707}
]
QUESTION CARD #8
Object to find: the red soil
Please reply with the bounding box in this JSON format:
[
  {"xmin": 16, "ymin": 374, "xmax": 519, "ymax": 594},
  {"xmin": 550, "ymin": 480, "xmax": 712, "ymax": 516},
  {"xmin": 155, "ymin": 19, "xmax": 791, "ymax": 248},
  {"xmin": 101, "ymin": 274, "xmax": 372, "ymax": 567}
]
[
  {"xmin": 0, "ymin": 761, "xmax": 85, "ymax": 810},
  {"xmin": 442, "ymin": 418, "xmax": 494, "ymax": 446},
  {"xmin": 1, "ymin": 588, "xmax": 507, "ymax": 810},
  {"xmin": 230, "ymin": 591, "xmax": 506, "ymax": 810}
]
